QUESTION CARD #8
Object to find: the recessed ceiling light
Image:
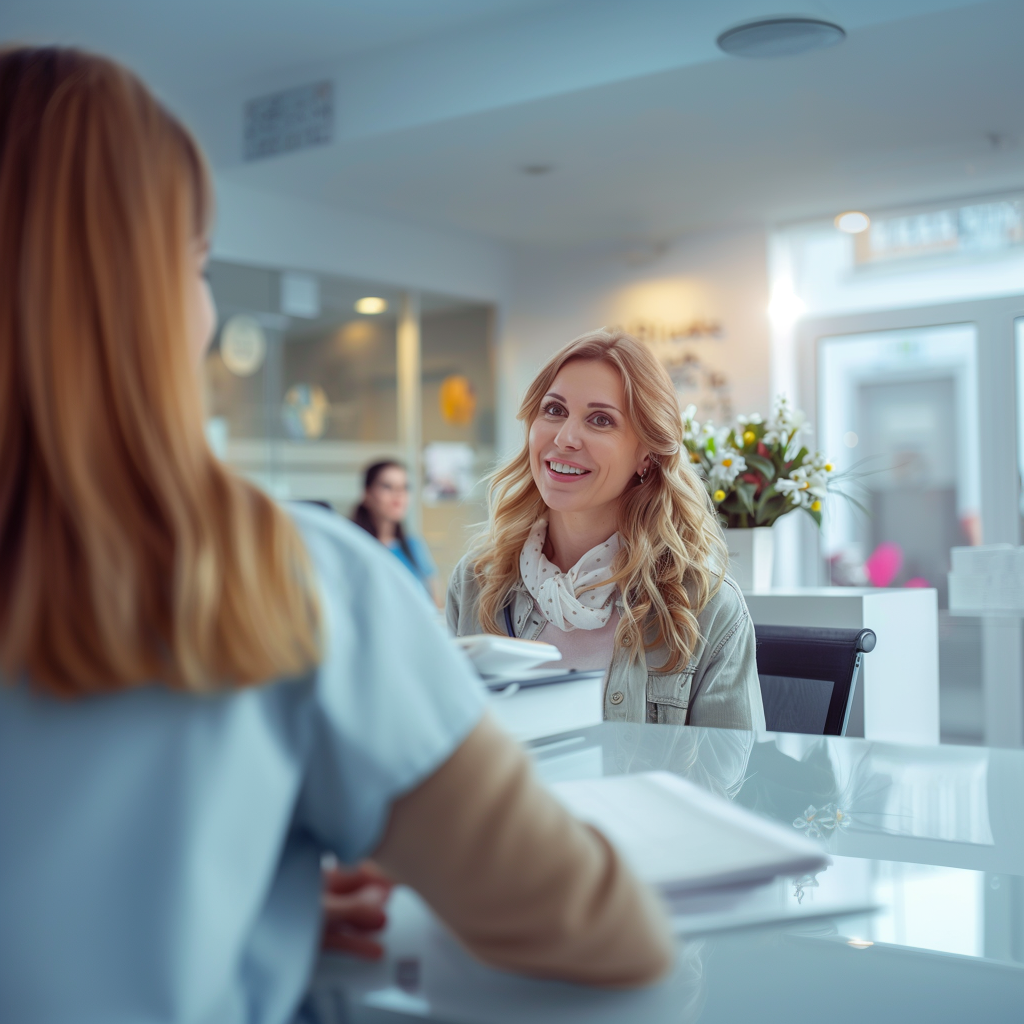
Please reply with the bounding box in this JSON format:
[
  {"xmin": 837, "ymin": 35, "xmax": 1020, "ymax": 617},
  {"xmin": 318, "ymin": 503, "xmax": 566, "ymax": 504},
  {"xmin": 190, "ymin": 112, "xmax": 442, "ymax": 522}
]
[
  {"xmin": 521, "ymin": 163, "xmax": 554, "ymax": 175},
  {"xmin": 354, "ymin": 296, "xmax": 387, "ymax": 315},
  {"xmin": 834, "ymin": 211, "xmax": 871, "ymax": 234},
  {"xmin": 717, "ymin": 17, "xmax": 845, "ymax": 59}
]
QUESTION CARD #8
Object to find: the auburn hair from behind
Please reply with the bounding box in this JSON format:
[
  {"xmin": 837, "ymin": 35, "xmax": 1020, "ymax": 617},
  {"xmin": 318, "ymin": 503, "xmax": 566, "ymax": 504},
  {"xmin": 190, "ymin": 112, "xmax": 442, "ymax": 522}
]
[{"xmin": 0, "ymin": 47, "xmax": 320, "ymax": 696}]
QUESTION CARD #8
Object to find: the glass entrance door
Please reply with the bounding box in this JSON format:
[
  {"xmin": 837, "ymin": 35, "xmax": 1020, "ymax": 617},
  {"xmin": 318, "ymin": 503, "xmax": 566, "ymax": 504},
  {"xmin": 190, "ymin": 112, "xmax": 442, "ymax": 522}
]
[
  {"xmin": 818, "ymin": 323, "xmax": 980, "ymax": 605},
  {"xmin": 800, "ymin": 296, "xmax": 1024, "ymax": 748}
]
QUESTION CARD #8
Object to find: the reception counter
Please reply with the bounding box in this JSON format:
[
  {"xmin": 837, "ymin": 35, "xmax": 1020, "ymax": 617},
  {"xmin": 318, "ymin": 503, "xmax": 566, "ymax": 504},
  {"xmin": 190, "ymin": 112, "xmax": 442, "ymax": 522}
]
[
  {"xmin": 488, "ymin": 586, "xmax": 942, "ymax": 746},
  {"xmin": 305, "ymin": 720, "xmax": 1023, "ymax": 1023}
]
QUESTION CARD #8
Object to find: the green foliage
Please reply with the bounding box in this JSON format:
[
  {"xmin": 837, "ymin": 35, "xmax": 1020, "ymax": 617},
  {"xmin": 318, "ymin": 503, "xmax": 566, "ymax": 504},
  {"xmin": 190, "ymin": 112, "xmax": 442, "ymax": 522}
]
[{"xmin": 683, "ymin": 404, "xmax": 832, "ymax": 531}]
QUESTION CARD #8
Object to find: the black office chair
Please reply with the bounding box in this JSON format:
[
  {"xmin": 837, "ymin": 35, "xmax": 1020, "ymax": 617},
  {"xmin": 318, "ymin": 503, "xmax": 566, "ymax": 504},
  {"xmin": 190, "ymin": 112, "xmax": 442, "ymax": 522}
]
[{"xmin": 753, "ymin": 625, "xmax": 876, "ymax": 736}]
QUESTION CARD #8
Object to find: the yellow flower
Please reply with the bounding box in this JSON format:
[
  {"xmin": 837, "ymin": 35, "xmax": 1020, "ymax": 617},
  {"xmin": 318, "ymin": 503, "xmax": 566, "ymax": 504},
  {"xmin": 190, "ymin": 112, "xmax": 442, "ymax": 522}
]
[
  {"xmin": 824, "ymin": 462, "xmax": 833, "ymax": 472},
  {"xmin": 811, "ymin": 500, "xmax": 822, "ymax": 512},
  {"xmin": 743, "ymin": 430, "xmax": 756, "ymax": 446},
  {"xmin": 713, "ymin": 489, "xmax": 726, "ymax": 502},
  {"xmin": 721, "ymin": 457, "xmax": 733, "ymax": 468}
]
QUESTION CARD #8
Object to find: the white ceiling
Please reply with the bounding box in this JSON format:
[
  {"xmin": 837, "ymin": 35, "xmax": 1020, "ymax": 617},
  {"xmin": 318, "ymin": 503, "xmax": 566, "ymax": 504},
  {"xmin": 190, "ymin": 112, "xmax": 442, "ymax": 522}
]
[
  {"xmin": 0, "ymin": 0, "xmax": 566, "ymax": 91},
  {"xmin": 325, "ymin": 0, "xmax": 1024, "ymax": 244},
  {"xmin": 3, "ymin": 0, "xmax": 1021, "ymax": 248}
]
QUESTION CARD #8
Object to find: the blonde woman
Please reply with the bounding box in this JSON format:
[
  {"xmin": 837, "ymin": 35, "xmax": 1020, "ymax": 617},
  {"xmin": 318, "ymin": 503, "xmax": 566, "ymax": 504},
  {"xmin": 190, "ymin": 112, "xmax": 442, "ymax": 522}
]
[
  {"xmin": 448, "ymin": 329, "xmax": 766, "ymax": 730},
  {"xmin": 0, "ymin": 49, "xmax": 672, "ymax": 1023}
]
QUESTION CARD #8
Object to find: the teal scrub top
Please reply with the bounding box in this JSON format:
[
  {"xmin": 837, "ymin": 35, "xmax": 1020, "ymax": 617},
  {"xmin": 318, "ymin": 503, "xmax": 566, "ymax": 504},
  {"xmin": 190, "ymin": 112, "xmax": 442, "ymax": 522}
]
[
  {"xmin": 0, "ymin": 503, "xmax": 486, "ymax": 1024},
  {"xmin": 386, "ymin": 535, "xmax": 435, "ymax": 589}
]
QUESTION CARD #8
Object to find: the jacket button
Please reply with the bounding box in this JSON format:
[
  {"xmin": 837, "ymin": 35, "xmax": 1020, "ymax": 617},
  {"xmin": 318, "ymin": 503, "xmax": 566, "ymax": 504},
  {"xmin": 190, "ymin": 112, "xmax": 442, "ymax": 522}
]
[
  {"xmin": 621, "ymin": 635, "xmax": 633, "ymax": 647},
  {"xmin": 609, "ymin": 691, "xmax": 624, "ymax": 705}
]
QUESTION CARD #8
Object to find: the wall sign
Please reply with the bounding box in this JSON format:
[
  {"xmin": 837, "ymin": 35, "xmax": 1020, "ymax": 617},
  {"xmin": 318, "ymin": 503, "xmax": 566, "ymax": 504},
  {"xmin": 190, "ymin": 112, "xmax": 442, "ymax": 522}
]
[{"xmin": 626, "ymin": 317, "xmax": 724, "ymax": 344}]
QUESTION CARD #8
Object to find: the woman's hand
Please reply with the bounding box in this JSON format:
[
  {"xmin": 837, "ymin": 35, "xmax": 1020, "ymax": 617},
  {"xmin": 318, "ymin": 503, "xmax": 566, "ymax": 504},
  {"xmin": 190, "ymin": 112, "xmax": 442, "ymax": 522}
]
[{"xmin": 320, "ymin": 861, "xmax": 394, "ymax": 960}]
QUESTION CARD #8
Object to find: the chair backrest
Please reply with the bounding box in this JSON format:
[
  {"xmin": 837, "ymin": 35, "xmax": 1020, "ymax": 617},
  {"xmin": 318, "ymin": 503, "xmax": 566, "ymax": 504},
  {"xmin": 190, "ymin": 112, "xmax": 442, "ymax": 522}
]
[{"xmin": 753, "ymin": 624, "xmax": 876, "ymax": 736}]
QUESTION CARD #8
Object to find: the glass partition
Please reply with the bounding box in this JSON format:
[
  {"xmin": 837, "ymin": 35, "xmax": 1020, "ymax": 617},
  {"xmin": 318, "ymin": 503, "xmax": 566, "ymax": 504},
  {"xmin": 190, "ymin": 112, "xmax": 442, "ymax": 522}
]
[
  {"xmin": 1016, "ymin": 317, "xmax": 1024, "ymax": 540},
  {"xmin": 420, "ymin": 300, "xmax": 496, "ymax": 585},
  {"xmin": 203, "ymin": 260, "xmax": 495, "ymax": 590}
]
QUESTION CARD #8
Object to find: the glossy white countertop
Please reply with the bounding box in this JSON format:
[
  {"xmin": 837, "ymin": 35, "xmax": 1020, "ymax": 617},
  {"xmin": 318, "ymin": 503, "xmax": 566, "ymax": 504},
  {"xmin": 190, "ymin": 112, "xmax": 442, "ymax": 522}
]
[{"xmin": 306, "ymin": 723, "xmax": 1024, "ymax": 1023}]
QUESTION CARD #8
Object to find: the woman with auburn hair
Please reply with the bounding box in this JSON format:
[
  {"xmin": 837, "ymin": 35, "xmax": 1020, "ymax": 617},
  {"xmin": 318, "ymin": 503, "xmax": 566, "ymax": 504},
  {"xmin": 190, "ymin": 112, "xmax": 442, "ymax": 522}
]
[
  {"xmin": 0, "ymin": 48, "xmax": 672, "ymax": 1023},
  {"xmin": 448, "ymin": 329, "xmax": 766, "ymax": 730}
]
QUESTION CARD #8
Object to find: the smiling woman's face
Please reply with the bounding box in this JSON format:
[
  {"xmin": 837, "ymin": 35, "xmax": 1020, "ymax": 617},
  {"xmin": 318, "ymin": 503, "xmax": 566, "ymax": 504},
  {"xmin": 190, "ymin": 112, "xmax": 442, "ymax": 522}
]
[{"xmin": 528, "ymin": 358, "xmax": 650, "ymax": 517}]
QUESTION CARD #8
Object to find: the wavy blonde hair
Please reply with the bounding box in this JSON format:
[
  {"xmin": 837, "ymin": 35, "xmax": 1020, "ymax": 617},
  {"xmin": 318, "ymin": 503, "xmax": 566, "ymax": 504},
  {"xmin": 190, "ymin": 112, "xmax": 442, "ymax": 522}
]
[
  {"xmin": 472, "ymin": 328, "xmax": 727, "ymax": 673},
  {"xmin": 0, "ymin": 47, "xmax": 319, "ymax": 696}
]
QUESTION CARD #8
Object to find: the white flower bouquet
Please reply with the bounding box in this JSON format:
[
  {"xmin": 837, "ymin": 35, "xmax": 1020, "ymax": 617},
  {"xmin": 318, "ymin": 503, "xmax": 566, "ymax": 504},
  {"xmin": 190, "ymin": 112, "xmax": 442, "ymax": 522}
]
[{"xmin": 683, "ymin": 397, "xmax": 835, "ymax": 528}]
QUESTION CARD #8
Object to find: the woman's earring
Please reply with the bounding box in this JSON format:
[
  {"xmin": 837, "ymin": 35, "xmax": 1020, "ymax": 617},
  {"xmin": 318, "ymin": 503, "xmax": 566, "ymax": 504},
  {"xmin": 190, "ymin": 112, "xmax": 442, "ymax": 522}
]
[{"xmin": 639, "ymin": 466, "xmax": 649, "ymax": 483}]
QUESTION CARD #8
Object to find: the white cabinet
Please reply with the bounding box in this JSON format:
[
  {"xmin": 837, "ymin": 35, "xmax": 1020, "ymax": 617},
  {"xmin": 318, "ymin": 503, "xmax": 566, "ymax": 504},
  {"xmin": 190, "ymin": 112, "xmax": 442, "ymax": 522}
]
[{"xmin": 744, "ymin": 588, "xmax": 940, "ymax": 745}]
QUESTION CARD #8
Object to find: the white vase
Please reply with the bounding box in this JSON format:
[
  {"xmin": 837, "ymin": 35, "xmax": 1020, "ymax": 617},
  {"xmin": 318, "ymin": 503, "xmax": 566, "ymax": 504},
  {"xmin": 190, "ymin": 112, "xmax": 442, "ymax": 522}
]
[{"xmin": 724, "ymin": 527, "xmax": 774, "ymax": 592}]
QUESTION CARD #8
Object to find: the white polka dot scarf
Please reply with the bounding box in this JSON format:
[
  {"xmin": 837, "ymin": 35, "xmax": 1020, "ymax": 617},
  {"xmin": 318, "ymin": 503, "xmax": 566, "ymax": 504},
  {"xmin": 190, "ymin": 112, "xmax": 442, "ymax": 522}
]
[{"xmin": 519, "ymin": 518, "xmax": 621, "ymax": 632}]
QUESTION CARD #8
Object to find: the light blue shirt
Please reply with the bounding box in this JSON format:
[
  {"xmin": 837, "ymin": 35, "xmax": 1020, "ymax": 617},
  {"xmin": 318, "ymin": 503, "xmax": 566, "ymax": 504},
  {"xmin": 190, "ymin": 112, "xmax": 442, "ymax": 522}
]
[{"xmin": 0, "ymin": 504, "xmax": 486, "ymax": 1024}]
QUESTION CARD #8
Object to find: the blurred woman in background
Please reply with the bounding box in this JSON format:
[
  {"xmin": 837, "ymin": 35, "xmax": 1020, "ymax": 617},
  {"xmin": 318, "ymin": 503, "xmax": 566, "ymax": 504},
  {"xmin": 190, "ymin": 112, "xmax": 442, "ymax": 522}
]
[
  {"xmin": 0, "ymin": 47, "xmax": 672, "ymax": 1024},
  {"xmin": 448, "ymin": 329, "xmax": 765, "ymax": 731},
  {"xmin": 354, "ymin": 460, "xmax": 437, "ymax": 600}
]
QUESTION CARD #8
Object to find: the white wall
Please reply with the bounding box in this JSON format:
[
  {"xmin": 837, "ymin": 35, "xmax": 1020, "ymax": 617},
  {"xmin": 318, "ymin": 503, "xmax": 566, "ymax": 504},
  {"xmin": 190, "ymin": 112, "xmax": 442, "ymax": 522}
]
[
  {"xmin": 499, "ymin": 227, "xmax": 773, "ymax": 454},
  {"xmin": 769, "ymin": 219, "xmax": 1024, "ymax": 403},
  {"xmin": 781, "ymin": 221, "xmax": 1024, "ymax": 319},
  {"xmin": 211, "ymin": 177, "xmax": 512, "ymax": 304}
]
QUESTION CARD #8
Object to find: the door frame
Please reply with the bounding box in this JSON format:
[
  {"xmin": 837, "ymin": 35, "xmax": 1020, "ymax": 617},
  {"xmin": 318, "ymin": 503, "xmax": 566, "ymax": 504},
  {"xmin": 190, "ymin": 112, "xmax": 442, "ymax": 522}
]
[
  {"xmin": 795, "ymin": 295, "xmax": 1024, "ymax": 746},
  {"xmin": 797, "ymin": 295, "xmax": 1024, "ymax": 558}
]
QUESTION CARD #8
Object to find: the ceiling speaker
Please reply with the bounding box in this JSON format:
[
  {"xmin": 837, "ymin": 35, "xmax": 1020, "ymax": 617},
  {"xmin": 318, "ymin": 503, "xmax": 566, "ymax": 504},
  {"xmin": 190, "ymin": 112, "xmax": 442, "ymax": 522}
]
[{"xmin": 717, "ymin": 18, "xmax": 846, "ymax": 59}]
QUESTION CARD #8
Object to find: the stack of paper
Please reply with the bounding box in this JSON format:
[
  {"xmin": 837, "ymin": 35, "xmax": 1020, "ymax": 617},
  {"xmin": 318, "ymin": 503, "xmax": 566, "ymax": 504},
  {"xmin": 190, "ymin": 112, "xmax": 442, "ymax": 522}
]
[
  {"xmin": 551, "ymin": 771, "xmax": 871, "ymax": 935},
  {"xmin": 454, "ymin": 634, "xmax": 561, "ymax": 678}
]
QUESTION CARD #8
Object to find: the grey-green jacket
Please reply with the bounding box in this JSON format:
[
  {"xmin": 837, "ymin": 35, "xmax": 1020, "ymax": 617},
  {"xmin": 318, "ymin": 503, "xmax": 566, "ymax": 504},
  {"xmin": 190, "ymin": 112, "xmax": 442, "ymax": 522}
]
[{"xmin": 446, "ymin": 554, "xmax": 766, "ymax": 732}]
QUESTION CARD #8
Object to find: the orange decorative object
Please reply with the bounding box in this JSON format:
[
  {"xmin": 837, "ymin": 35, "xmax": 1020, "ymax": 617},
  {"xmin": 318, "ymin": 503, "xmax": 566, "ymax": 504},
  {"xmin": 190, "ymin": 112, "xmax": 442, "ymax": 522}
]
[{"xmin": 439, "ymin": 375, "xmax": 477, "ymax": 426}]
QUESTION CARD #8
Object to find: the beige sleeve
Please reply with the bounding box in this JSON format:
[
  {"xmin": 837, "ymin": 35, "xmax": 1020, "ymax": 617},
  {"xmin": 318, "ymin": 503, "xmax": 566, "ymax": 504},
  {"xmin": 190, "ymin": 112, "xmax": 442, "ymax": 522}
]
[{"xmin": 372, "ymin": 714, "xmax": 674, "ymax": 987}]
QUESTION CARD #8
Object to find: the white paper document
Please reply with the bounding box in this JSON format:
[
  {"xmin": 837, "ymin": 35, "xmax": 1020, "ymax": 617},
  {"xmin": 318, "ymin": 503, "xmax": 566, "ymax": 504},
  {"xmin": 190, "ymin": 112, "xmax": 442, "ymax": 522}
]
[{"xmin": 551, "ymin": 771, "xmax": 828, "ymax": 895}]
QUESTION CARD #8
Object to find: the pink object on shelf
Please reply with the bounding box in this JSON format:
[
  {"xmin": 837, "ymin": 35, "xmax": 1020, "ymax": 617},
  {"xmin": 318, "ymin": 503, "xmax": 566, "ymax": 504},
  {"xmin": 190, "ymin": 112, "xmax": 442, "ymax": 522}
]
[
  {"xmin": 905, "ymin": 577, "xmax": 930, "ymax": 588},
  {"xmin": 865, "ymin": 542, "xmax": 903, "ymax": 588}
]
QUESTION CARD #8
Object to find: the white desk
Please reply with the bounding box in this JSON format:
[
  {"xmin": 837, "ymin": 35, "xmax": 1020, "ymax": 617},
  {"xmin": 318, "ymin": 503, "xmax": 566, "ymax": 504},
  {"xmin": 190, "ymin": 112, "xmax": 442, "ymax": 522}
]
[
  {"xmin": 487, "ymin": 677, "xmax": 604, "ymax": 742},
  {"xmin": 744, "ymin": 588, "xmax": 940, "ymax": 746},
  {"xmin": 306, "ymin": 721, "xmax": 1024, "ymax": 1023}
]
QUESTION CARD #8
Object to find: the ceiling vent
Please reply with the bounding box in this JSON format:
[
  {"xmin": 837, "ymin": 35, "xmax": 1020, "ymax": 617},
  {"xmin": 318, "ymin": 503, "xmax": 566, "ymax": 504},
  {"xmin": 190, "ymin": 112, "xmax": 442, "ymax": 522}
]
[
  {"xmin": 717, "ymin": 17, "xmax": 845, "ymax": 59},
  {"xmin": 244, "ymin": 81, "xmax": 333, "ymax": 162}
]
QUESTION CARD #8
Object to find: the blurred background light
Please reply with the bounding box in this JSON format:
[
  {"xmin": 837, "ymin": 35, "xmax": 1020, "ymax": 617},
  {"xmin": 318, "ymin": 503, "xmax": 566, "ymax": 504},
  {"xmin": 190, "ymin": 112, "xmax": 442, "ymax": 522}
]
[
  {"xmin": 767, "ymin": 281, "xmax": 806, "ymax": 328},
  {"xmin": 835, "ymin": 211, "xmax": 871, "ymax": 234},
  {"xmin": 354, "ymin": 296, "xmax": 388, "ymax": 314}
]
